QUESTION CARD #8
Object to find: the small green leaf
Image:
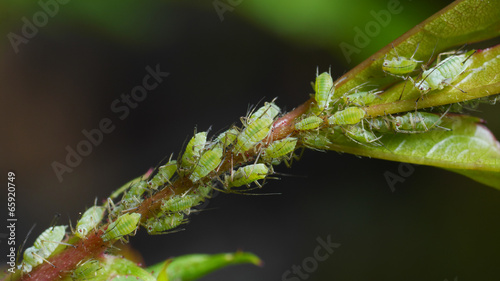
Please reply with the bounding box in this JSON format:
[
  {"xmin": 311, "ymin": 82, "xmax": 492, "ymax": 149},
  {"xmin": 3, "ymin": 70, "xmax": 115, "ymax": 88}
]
[
  {"xmin": 318, "ymin": 115, "xmax": 500, "ymax": 189},
  {"xmin": 148, "ymin": 251, "xmax": 262, "ymax": 281}
]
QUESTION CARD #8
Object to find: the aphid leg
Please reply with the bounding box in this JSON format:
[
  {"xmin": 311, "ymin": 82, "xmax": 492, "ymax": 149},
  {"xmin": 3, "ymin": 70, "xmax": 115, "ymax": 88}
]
[
  {"xmin": 32, "ymin": 252, "xmax": 56, "ymax": 268},
  {"xmin": 39, "ymin": 239, "xmax": 75, "ymax": 249}
]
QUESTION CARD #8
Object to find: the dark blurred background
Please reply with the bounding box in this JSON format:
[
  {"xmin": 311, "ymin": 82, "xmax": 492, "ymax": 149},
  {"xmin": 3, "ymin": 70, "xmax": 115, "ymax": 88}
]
[{"xmin": 1, "ymin": 0, "xmax": 500, "ymax": 280}]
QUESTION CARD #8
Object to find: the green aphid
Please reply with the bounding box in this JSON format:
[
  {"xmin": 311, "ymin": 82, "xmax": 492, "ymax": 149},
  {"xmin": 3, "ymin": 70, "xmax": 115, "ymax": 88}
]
[
  {"xmin": 180, "ymin": 132, "xmax": 207, "ymax": 172},
  {"xmin": 149, "ymin": 160, "xmax": 177, "ymax": 190},
  {"xmin": 294, "ymin": 116, "xmax": 324, "ymax": 131},
  {"xmin": 234, "ymin": 117, "xmax": 273, "ymax": 154},
  {"xmin": 145, "ymin": 213, "xmax": 185, "ymax": 235},
  {"xmin": 367, "ymin": 117, "xmax": 392, "ymax": 133},
  {"xmin": 301, "ymin": 132, "xmax": 332, "ymax": 151},
  {"xmin": 314, "ymin": 72, "xmax": 334, "ymax": 111},
  {"xmin": 101, "ymin": 213, "xmax": 141, "ymax": 242},
  {"xmin": 19, "ymin": 247, "xmax": 43, "ymax": 274},
  {"xmin": 33, "ymin": 225, "xmax": 67, "ymax": 258},
  {"xmin": 342, "ymin": 90, "xmax": 382, "ymax": 106},
  {"xmin": 344, "ymin": 124, "xmax": 381, "ymax": 145},
  {"xmin": 114, "ymin": 180, "xmax": 148, "ymax": 215},
  {"xmin": 161, "ymin": 195, "xmax": 201, "ymax": 213},
  {"xmin": 262, "ymin": 137, "xmax": 297, "ymax": 161},
  {"xmin": 196, "ymin": 185, "xmax": 212, "ymax": 199},
  {"xmin": 19, "ymin": 225, "xmax": 68, "ymax": 273},
  {"xmin": 76, "ymin": 206, "xmax": 105, "ymax": 238},
  {"xmin": 214, "ymin": 128, "xmax": 239, "ymax": 148},
  {"xmin": 227, "ymin": 164, "xmax": 269, "ymax": 188},
  {"xmin": 392, "ymin": 112, "xmax": 445, "ymax": 132},
  {"xmin": 71, "ymin": 259, "xmax": 103, "ymax": 280},
  {"xmin": 247, "ymin": 102, "xmax": 280, "ymax": 124},
  {"xmin": 417, "ymin": 50, "xmax": 474, "ymax": 93},
  {"xmin": 189, "ymin": 146, "xmax": 223, "ymax": 182},
  {"xmin": 328, "ymin": 107, "xmax": 366, "ymax": 125},
  {"xmin": 382, "ymin": 44, "xmax": 422, "ymax": 76}
]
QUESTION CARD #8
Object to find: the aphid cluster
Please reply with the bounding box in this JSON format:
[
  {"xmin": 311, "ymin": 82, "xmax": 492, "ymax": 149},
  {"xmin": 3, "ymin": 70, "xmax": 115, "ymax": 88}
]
[{"xmin": 14, "ymin": 42, "xmax": 482, "ymax": 280}]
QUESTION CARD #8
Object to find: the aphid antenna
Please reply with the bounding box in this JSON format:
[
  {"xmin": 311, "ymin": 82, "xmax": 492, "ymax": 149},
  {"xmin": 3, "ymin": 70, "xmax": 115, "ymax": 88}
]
[
  {"xmin": 397, "ymin": 77, "xmax": 417, "ymax": 101},
  {"xmin": 105, "ymin": 198, "xmax": 116, "ymax": 215},
  {"xmin": 462, "ymin": 49, "xmax": 476, "ymax": 64},
  {"xmin": 49, "ymin": 213, "xmax": 62, "ymax": 228},
  {"xmin": 409, "ymin": 42, "xmax": 422, "ymax": 60},
  {"xmin": 155, "ymin": 228, "xmax": 186, "ymax": 236},
  {"xmin": 245, "ymin": 96, "xmax": 267, "ymax": 121},
  {"xmin": 390, "ymin": 43, "xmax": 400, "ymax": 60},
  {"xmin": 422, "ymin": 39, "xmax": 440, "ymax": 69},
  {"xmin": 17, "ymin": 224, "xmax": 37, "ymax": 265},
  {"xmin": 239, "ymin": 191, "xmax": 283, "ymax": 196},
  {"xmin": 68, "ymin": 214, "xmax": 75, "ymax": 234}
]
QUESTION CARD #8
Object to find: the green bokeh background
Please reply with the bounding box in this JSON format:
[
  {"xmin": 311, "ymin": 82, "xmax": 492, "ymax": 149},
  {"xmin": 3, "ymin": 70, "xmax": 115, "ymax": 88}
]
[{"xmin": 1, "ymin": 1, "xmax": 499, "ymax": 280}]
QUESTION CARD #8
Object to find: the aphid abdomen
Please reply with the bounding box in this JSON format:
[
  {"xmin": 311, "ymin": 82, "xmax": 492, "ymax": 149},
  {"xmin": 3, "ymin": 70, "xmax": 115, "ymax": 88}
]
[
  {"xmin": 145, "ymin": 213, "xmax": 185, "ymax": 235},
  {"xmin": 33, "ymin": 225, "xmax": 67, "ymax": 258},
  {"xmin": 227, "ymin": 164, "xmax": 269, "ymax": 188},
  {"xmin": 72, "ymin": 259, "xmax": 103, "ymax": 280},
  {"xmin": 295, "ymin": 116, "xmax": 324, "ymax": 131},
  {"xmin": 262, "ymin": 137, "xmax": 297, "ymax": 161},
  {"xmin": 161, "ymin": 195, "xmax": 201, "ymax": 213},
  {"xmin": 149, "ymin": 160, "xmax": 177, "ymax": 189},
  {"xmin": 76, "ymin": 206, "xmax": 105, "ymax": 238},
  {"xmin": 394, "ymin": 112, "xmax": 442, "ymax": 132},
  {"xmin": 328, "ymin": 107, "xmax": 366, "ymax": 125},
  {"xmin": 368, "ymin": 117, "xmax": 392, "ymax": 133},
  {"xmin": 101, "ymin": 213, "xmax": 141, "ymax": 242},
  {"xmin": 419, "ymin": 52, "xmax": 473, "ymax": 92},
  {"xmin": 248, "ymin": 102, "xmax": 281, "ymax": 124},
  {"xmin": 189, "ymin": 147, "xmax": 223, "ymax": 182},
  {"xmin": 19, "ymin": 225, "xmax": 68, "ymax": 273},
  {"xmin": 382, "ymin": 58, "xmax": 419, "ymax": 75},
  {"xmin": 344, "ymin": 90, "xmax": 381, "ymax": 106},
  {"xmin": 314, "ymin": 72, "xmax": 334, "ymax": 111},
  {"xmin": 214, "ymin": 128, "xmax": 239, "ymax": 148},
  {"xmin": 198, "ymin": 185, "xmax": 212, "ymax": 198},
  {"xmin": 301, "ymin": 132, "xmax": 332, "ymax": 151},
  {"xmin": 235, "ymin": 117, "xmax": 273, "ymax": 153},
  {"xmin": 345, "ymin": 124, "xmax": 380, "ymax": 144},
  {"xmin": 20, "ymin": 247, "xmax": 42, "ymax": 273},
  {"xmin": 180, "ymin": 132, "xmax": 207, "ymax": 173}
]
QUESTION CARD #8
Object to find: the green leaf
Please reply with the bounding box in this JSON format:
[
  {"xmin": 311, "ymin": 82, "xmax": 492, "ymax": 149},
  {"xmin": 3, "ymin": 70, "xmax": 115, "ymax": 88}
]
[
  {"xmin": 148, "ymin": 251, "xmax": 262, "ymax": 281},
  {"xmin": 314, "ymin": 114, "xmax": 500, "ymax": 189}
]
